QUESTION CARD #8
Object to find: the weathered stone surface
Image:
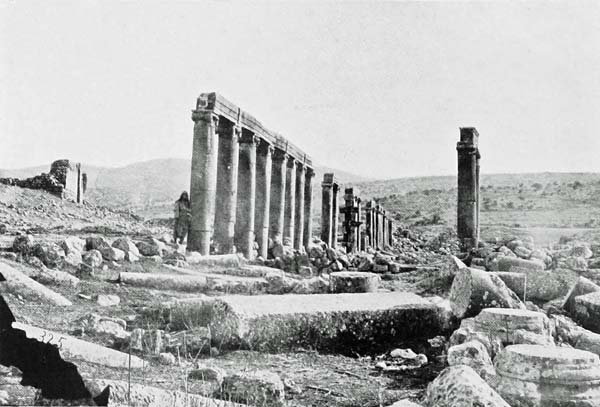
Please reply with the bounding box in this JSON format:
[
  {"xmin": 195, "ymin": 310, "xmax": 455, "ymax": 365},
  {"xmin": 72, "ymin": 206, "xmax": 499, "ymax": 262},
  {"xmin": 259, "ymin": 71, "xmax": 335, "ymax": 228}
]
[
  {"xmin": 31, "ymin": 242, "xmax": 65, "ymax": 268},
  {"xmin": 495, "ymin": 256, "xmax": 544, "ymax": 272},
  {"xmin": 136, "ymin": 238, "xmax": 164, "ymax": 256},
  {"xmin": 13, "ymin": 322, "xmax": 144, "ymax": 369},
  {"xmin": 562, "ymin": 276, "xmax": 600, "ymax": 316},
  {"xmin": 180, "ymin": 292, "xmax": 443, "ymax": 353},
  {"xmin": 73, "ymin": 312, "xmax": 128, "ymax": 340},
  {"xmin": 489, "ymin": 271, "xmax": 526, "ymax": 300},
  {"xmin": 100, "ymin": 246, "xmax": 125, "ymax": 262},
  {"xmin": 64, "ymin": 250, "xmax": 83, "ymax": 267},
  {"xmin": 221, "ymin": 370, "xmax": 284, "ymax": 406},
  {"xmin": 111, "ymin": 237, "xmax": 140, "ymax": 257},
  {"xmin": 189, "ymin": 365, "xmax": 227, "ymax": 386},
  {"xmin": 425, "ymin": 365, "xmax": 509, "ymax": 407},
  {"xmin": 158, "ymin": 352, "xmax": 176, "ymax": 365},
  {"xmin": 0, "ymin": 261, "xmax": 72, "ymax": 305},
  {"xmin": 574, "ymin": 291, "xmax": 600, "ymax": 333},
  {"xmin": 86, "ymin": 379, "xmax": 245, "ymax": 407},
  {"xmin": 447, "ymin": 340, "xmax": 495, "ymax": 380},
  {"xmin": 85, "ymin": 236, "xmax": 111, "ymax": 251},
  {"xmin": 389, "ymin": 400, "xmax": 423, "ymax": 407},
  {"xmin": 29, "ymin": 266, "xmax": 80, "ymax": 287},
  {"xmin": 329, "ymin": 271, "xmax": 380, "ymax": 293},
  {"xmin": 96, "ymin": 294, "xmax": 120, "ymax": 307},
  {"xmin": 474, "ymin": 308, "xmax": 553, "ymax": 343},
  {"xmin": 61, "ymin": 236, "xmax": 86, "ymax": 255},
  {"xmin": 119, "ymin": 272, "xmax": 209, "ymax": 292},
  {"xmin": 82, "ymin": 249, "xmax": 103, "ymax": 268},
  {"xmin": 12, "ymin": 234, "xmax": 33, "ymax": 254},
  {"xmin": 449, "ymin": 266, "xmax": 524, "ymax": 319},
  {"xmin": 494, "ymin": 344, "xmax": 600, "ymax": 407},
  {"xmin": 571, "ymin": 244, "xmax": 594, "ymax": 259},
  {"xmin": 511, "ymin": 266, "xmax": 578, "ymax": 302}
]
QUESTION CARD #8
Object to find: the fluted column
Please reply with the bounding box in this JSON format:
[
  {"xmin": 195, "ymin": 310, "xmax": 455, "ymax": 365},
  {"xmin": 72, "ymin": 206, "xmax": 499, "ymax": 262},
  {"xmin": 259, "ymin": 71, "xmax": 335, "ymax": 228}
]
[
  {"xmin": 255, "ymin": 141, "xmax": 273, "ymax": 259},
  {"xmin": 302, "ymin": 168, "xmax": 315, "ymax": 248},
  {"xmin": 457, "ymin": 127, "xmax": 480, "ymax": 251},
  {"xmin": 214, "ymin": 123, "xmax": 240, "ymax": 253},
  {"xmin": 293, "ymin": 163, "xmax": 306, "ymax": 249},
  {"xmin": 284, "ymin": 158, "xmax": 297, "ymax": 244},
  {"xmin": 269, "ymin": 150, "xmax": 288, "ymax": 246},
  {"xmin": 235, "ymin": 130, "xmax": 258, "ymax": 259},
  {"xmin": 189, "ymin": 110, "xmax": 219, "ymax": 254}
]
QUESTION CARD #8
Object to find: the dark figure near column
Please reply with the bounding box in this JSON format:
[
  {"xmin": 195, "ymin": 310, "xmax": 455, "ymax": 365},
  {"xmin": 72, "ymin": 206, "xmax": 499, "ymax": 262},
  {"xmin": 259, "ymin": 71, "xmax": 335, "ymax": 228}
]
[{"xmin": 173, "ymin": 191, "xmax": 192, "ymax": 244}]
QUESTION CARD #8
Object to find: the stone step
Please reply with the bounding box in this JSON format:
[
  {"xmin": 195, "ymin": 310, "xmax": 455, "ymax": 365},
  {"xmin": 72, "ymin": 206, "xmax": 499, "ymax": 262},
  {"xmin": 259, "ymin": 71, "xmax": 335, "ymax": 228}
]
[
  {"xmin": 189, "ymin": 292, "xmax": 445, "ymax": 353},
  {"xmin": 494, "ymin": 344, "xmax": 600, "ymax": 406}
]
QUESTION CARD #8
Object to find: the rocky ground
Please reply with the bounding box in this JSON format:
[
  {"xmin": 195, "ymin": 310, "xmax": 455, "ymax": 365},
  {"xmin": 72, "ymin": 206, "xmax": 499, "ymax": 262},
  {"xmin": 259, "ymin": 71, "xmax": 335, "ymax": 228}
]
[{"xmin": 2, "ymin": 184, "xmax": 600, "ymax": 406}]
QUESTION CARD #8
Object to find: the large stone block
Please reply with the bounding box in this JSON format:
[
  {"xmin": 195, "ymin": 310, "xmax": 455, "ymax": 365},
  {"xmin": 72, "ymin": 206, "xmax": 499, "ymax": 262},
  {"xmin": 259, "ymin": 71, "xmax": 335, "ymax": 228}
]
[
  {"xmin": 494, "ymin": 344, "xmax": 600, "ymax": 407},
  {"xmin": 574, "ymin": 291, "xmax": 600, "ymax": 333},
  {"xmin": 496, "ymin": 256, "xmax": 544, "ymax": 272},
  {"xmin": 181, "ymin": 292, "xmax": 445, "ymax": 353}
]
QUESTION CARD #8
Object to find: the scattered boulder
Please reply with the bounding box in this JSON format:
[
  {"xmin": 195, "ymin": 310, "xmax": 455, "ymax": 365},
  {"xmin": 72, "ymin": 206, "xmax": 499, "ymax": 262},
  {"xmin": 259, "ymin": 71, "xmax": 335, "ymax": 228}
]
[
  {"xmin": 449, "ymin": 266, "xmax": 524, "ymax": 319},
  {"xmin": 31, "ymin": 242, "xmax": 65, "ymax": 269},
  {"xmin": 0, "ymin": 224, "xmax": 6, "ymax": 234},
  {"xmin": 61, "ymin": 236, "xmax": 85, "ymax": 255},
  {"xmin": 189, "ymin": 365, "xmax": 227, "ymax": 386},
  {"xmin": 135, "ymin": 239, "xmax": 164, "ymax": 257},
  {"xmin": 561, "ymin": 276, "xmax": 600, "ymax": 316},
  {"xmin": 571, "ymin": 244, "xmax": 593, "ymax": 259},
  {"xmin": 425, "ymin": 365, "xmax": 509, "ymax": 407},
  {"xmin": 329, "ymin": 271, "xmax": 380, "ymax": 293},
  {"xmin": 73, "ymin": 313, "xmax": 128, "ymax": 340},
  {"xmin": 495, "ymin": 256, "xmax": 545, "ymax": 272},
  {"xmin": 574, "ymin": 291, "xmax": 600, "ymax": 333},
  {"xmin": 111, "ymin": 237, "xmax": 140, "ymax": 258},
  {"xmin": 99, "ymin": 246, "xmax": 125, "ymax": 262},
  {"xmin": 12, "ymin": 234, "xmax": 33, "ymax": 254},
  {"xmin": 85, "ymin": 236, "xmax": 111, "ymax": 252},
  {"xmin": 82, "ymin": 250, "xmax": 103, "ymax": 268},
  {"xmin": 447, "ymin": 340, "xmax": 495, "ymax": 380},
  {"xmin": 221, "ymin": 370, "xmax": 284, "ymax": 406},
  {"xmin": 158, "ymin": 352, "xmax": 176, "ymax": 365},
  {"xmin": 96, "ymin": 294, "xmax": 120, "ymax": 307}
]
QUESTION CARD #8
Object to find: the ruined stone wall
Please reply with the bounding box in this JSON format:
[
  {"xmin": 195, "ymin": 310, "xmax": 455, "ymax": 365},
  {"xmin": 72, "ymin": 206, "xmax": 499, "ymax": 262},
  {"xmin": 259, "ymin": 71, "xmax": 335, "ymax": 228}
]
[{"xmin": 0, "ymin": 160, "xmax": 86, "ymax": 203}]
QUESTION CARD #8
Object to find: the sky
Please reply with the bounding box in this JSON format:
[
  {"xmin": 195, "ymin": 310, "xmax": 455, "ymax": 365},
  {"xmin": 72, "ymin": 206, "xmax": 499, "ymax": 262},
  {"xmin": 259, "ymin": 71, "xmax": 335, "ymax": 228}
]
[{"xmin": 1, "ymin": 1, "xmax": 599, "ymax": 179}]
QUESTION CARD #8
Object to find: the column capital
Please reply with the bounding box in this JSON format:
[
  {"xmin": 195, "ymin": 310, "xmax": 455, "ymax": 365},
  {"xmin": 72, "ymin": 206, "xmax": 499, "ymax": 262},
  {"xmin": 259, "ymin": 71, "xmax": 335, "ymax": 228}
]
[
  {"xmin": 287, "ymin": 157, "xmax": 297, "ymax": 169},
  {"xmin": 305, "ymin": 167, "xmax": 315, "ymax": 178},
  {"xmin": 239, "ymin": 131, "xmax": 259, "ymax": 145},
  {"xmin": 272, "ymin": 149, "xmax": 289, "ymax": 163},
  {"xmin": 257, "ymin": 139, "xmax": 274, "ymax": 155},
  {"xmin": 191, "ymin": 111, "xmax": 219, "ymax": 127}
]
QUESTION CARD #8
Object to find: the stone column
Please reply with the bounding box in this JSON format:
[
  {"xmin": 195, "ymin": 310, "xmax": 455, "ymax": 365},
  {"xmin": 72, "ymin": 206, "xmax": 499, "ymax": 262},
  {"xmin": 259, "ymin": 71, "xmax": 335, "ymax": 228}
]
[
  {"xmin": 254, "ymin": 140, "xmax": 273, "ymax": 259},
  {"xmin": 234, "ymin": 130, "xmax": 258, "ymax": 259},
  {"xmin": 269, "ymin": 150, "xmax": 288, "ymax": 246},
  {"xmin": 356, "ymin": 198, "xmax": 362, "ymax": 251},
  {"xmin": 189, "ymin": 110, "xmax": 219, "ymax": 255},
  {"xmin": 321, "ymin": 173, "xmax": 335, "ymax": 247},
  {"xmin": 302, "ymin": 168, "xmax": 315, "ymax": 248},
  {"xmin": 457, "ymin": 127, "xmax": 480, "ymax": 251},
  {"xmin": 214, "ymin": 123, "xmax": 240, "ymax": 254},
  {"xmin": 374, "ymin": 205, "xmax": 380, "ymax": 248},
  {"xmin": 331, "ymin": 183, "xmax": 340, "ymax": 249},
  {"xmin": 365, "ymin": 201, "xmax": 373, "ymax": 248},
  {"xmin": 388, "ymin": 218, "xmax": 394, "ymax": 246},
  {"xmin": 294, "ymin": 163, "xmax": 306, "ymax": 250},
  {"xmin": 284, "ymin": 158, "xmax": 297, "ymax": 245},
  {"xmin": 382, "ymin": 210, "xmax": 387, "ymax": 248}
]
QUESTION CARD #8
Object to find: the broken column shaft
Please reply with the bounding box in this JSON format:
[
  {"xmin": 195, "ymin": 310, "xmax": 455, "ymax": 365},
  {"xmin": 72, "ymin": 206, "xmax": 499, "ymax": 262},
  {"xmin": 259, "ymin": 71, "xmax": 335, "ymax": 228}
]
[
  {"xmin": 320, "ymin": 173, "xmax": 338, "ymax": 248},
  {"xmin": 457, "ymin": 127, "xmax": 481, "ymax": 251}
]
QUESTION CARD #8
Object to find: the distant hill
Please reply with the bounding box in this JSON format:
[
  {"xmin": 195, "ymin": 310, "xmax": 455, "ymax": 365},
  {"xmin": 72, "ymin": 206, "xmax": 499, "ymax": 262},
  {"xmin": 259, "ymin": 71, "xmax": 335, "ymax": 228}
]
[{"xmin": 1, "ymin": 159, "xmax": 371, "ymax": 219}]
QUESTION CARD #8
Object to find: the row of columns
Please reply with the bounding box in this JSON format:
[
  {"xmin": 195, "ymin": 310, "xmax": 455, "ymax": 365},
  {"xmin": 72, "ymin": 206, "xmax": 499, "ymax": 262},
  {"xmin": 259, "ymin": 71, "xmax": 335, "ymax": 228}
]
[
  {"xmin": 363, "ymin": 200, "xmax": 393, "ymax": 251},
  {"xmin": 320, "ymin": 175, "xmax": 395, "ymax": 253},
  {"xmin": 456, "ymin": 127, "xmax": 481, "ymax": 252},
  {"xmin": 189, "ymin": 109, "xmax": 314, "ymax": 258}
]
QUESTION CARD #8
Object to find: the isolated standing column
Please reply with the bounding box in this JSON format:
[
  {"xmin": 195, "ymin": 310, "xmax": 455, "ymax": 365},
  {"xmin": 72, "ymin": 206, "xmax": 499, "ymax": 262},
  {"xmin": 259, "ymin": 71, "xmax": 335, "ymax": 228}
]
[
  {"xmin": 235, "ymin": 130, "xmax": 258, "ymax": 259},
  {"xmin": 331, "ymin": 183, "xmax": 340, "ymax": 249},
  {"xmin": 255, "ymin": 141, "xmax": 273, "ymax": 259},
  {"xmin": 284, "ymin": 158, "xmax": 297, "ymax": 244},
  {"xmin": 388, "ymin": 218, "xmax": 393, "ymax": 246},
  {"xmin": 457, "ymin": 127, "xmax": 480, "ymax": 251},
  {"xmin": 269, "ymin": 150, "xmax": 288, "ymax": 246},
  {"xmin": 189, "ymin": 110, "xmax": 219, "ymax": 254},
  {"xmin": 302, "ymin": 168, "xmax": 315, "ymax": 248},
  {"xmin": 214, "ymin": 123, "xmax": 240, "ymax": 253},
  {"xmin": 294, "ymin": 163, "xmax": 306, "ymax": 249}
]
